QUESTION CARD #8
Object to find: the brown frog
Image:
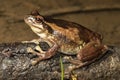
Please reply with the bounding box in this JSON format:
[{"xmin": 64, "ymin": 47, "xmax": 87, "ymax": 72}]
[{"xmin": 24, "ymin": 10, "xmax": 108, "ymax": 68}]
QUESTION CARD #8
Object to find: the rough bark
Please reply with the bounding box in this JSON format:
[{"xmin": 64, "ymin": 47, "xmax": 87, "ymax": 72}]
[{"xmin": 0, "ymin": 42, "xmax": 119, "ymax": 80}]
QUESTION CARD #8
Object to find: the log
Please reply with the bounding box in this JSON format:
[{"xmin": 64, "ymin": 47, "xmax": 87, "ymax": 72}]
[{"xmin": 0, "ymin": 42, "xmax": 119, "ymax": 80}]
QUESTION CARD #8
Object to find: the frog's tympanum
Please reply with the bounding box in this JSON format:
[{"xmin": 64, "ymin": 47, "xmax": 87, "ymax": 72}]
[{"xmin": 24, "ymin": 10, "xmax": 108, "ymax": 69}]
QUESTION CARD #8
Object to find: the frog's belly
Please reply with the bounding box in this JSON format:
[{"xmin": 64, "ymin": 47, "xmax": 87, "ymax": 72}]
[{"xmin": 59, "ymin": 44, "xmax": 81, "ymax": 55}]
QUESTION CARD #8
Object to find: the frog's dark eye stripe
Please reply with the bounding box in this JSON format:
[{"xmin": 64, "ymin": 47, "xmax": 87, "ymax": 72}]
[{"xmin": 43, "ymin": 23, "xmax": 53, "ymax": 34}]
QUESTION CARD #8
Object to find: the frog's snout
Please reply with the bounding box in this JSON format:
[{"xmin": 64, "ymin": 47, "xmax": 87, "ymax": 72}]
[{"xmin": 24, "ymin": 16, "xmax": 36, "ymax": 24}]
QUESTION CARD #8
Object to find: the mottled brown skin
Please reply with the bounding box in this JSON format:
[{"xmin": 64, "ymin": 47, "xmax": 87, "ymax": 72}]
[{"xmin": 24, "ymin": 10, "xmax": 108, "ymax": 68}]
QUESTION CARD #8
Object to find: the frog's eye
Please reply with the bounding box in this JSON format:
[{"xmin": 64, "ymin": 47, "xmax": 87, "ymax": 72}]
[
  {"xmin": 36, "ymin": 17, "xmax": 42, "ymax": 22},
  {"xmin": 35, "ymin": 17, "xmax": 43, "ymax": 23},
  {"xmin": 35, "ymin": 16, "xmax": 44, "ymax": 23}
]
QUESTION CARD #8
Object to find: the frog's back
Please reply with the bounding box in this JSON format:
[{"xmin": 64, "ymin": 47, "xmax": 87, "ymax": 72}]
[
  {"xmin": 44, "ymin": 18, "xmax": 101, "ymax": 55},
  {"xmin": 44, "ymin": 17, "xmax": 102, "ymax": 43}
]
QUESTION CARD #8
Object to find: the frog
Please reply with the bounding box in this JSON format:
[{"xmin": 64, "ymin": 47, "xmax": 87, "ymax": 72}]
[{"xmin": 24, "ymin": 10, "xmax": 108, "ymax": 69}]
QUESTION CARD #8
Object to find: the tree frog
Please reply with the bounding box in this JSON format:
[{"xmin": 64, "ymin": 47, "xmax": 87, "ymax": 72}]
[{"xmin": 24, "ymin": 10, "xmax": 108, "ymax": 68}]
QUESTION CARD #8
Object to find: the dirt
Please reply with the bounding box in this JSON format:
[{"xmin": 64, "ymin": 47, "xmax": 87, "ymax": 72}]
[{"xmin": 0, "ymin": 0, "xmax": 120, "ymax": 47}]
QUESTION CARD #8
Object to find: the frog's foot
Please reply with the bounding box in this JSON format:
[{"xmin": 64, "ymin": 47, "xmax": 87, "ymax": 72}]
[
  {"xmin": 27, "ymin": 46, "xmax": 45, "ymax": 55},
  {"xmin": 68, "ymin": 59, "xmax": 95, "ymax": 72},
  {"xmin": 27, "ymin": 43, "xmax": 59, "ymax": 65}
]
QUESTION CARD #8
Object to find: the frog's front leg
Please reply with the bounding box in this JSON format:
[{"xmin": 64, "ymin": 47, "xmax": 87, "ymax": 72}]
[
  {"xmin": 22, "ymin": 38, "xmax": 54, "ymax": 46},
  {"xmin": 22, "ymin": 38, "xmax": 43, "ymax": 44},
  {"xmin": 27, "ymin": 39, "xmax": 60, "ymax": 65},
  {"xmin": 69, "ymin": 41, "xmax": 108, "ymax": 71}
]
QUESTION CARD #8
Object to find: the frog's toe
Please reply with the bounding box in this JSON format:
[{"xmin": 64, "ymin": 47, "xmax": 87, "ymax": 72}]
[
  {"xmin": 30, "ymin": 39, "xmax": 40, "ymax": 44},
  {"xmin": 31, "ymin": 59, "xmax": 38, "ymax": 65},
  {"xmin": 35, "ymin": 46, "xmax": 46, "ymax": 53},
  {"xmin": 27, "ymin": 47, "xmax": 33, "ymax": 53}
]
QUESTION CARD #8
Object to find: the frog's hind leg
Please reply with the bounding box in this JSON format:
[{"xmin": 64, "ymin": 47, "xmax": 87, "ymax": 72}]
[{"xmin": 68, "ymin": 41, "xmax": 108, "ymax": 71}]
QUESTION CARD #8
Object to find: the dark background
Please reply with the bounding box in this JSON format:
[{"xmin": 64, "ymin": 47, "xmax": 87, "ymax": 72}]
[{"xmin": 0, "ymin": 0, "xmax": 120, "ymax": 46}]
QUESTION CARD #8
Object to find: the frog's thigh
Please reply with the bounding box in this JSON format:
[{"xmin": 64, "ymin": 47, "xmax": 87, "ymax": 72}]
[{"xmin": 77, "ymin": 41, "xmax": 106, "ymax": 62}]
